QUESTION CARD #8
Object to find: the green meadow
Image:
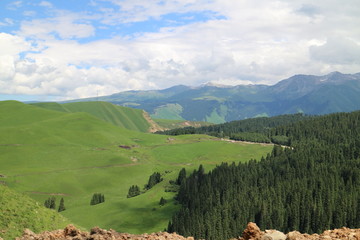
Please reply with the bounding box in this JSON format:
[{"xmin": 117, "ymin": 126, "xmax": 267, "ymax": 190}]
[
  {"xmin": 0, "ymin": 100, "xmax": 272, "ymax": 234},
  {"xmin": 32, "ymin": 101, "xmax": 151, "ymax": 132},
  {"xmin": 0, "ymin": 184, "xmax": 70, "ymax": 239}
]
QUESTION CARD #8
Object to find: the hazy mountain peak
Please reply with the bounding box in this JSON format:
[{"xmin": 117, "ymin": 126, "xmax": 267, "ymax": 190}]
[{"xmin": 64, "ymin": 72, "xmax": 360, "ymax": 123}]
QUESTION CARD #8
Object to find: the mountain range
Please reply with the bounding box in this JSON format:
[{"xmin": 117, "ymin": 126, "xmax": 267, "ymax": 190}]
[{"xmin": 68, "ymin": 72, "xmax": 360, "ymax": 123}]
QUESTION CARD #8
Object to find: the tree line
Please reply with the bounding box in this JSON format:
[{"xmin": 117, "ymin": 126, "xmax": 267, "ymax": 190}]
[
  {"xmin": 167, "ymin": 111, "xmax": 360, "ymax": 240},
  {"xmin": 156, "ymin": 113, "xmax": 310, "ymax": 144}
]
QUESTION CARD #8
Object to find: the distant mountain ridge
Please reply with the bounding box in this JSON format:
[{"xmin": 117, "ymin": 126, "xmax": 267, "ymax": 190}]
[{"xmin": 67, "ymin": 72, "xmax": 360, "ymax": 123}]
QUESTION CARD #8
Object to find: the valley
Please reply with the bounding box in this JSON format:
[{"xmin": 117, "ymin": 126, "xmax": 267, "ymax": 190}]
[{"xmin": 0, "ymin": 101, "xmax": 272, "ymax": 238}]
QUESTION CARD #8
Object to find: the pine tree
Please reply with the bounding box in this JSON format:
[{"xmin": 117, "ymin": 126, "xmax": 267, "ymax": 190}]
[
  {"xmin": 90, "ymin": 193, "xmax": 105, "ymax": 205},
  {"xmin": 49, "ymin": 196, "xmax": 56, "ymax": 209},
  {"xmin": 127, "ymin": 185, "xmax": 141, "ymax": 198},
  {"xmin": 146, "ymin": 172, "xmax": 162, "ymax": 189},
  {"xmin": 159, "ymin": 197, "xmax": 167, "ymax": 206},
  {"xmin": 44, "ymin": 198, "xmax": 50, "ymax": 208},
  {"xmin": 176, "ymin": 168, "xmax": 187, "ymax": 185},
  {"xmin": 58, "ymin": 197, "xmax": 66, "ymax": 212}
]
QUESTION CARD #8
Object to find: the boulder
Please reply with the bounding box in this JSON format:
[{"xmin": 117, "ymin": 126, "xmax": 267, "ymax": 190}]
[
  {"xmin": 242, "ymin": 222, "xmax": 263, "ymax": 240},
  {"xmin": 262, "ymin": 230, "xmax": 286, "ymax": 240},
  {"xmin": 286, "ymin": 231, "xmax": 307, "ymax": 240}
]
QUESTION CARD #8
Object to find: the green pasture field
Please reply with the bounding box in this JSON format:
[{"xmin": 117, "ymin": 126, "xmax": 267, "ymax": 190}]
[
  {"xmin": 32, "ymin": 101, "xmax": 151, "ymax": 132},
  {"xmin": 0, "ymin": 184, "xmax": 70, "ymax": 240},
  {"xmin": 0, "ymin": 101, "xmax": 272, "ymax": 234}
]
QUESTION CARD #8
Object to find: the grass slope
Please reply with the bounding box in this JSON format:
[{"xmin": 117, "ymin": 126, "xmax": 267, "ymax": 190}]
[
  {"xmin": 0, "ymin": 101, "xmax": 272, "ymax": 234},
  {"xmin": 0, "ymin": 184, "xmax": 70, "ymax": 240},
  {"xmin": 32, "ymin": 101, "xmax": 151, "ymax": 132}
]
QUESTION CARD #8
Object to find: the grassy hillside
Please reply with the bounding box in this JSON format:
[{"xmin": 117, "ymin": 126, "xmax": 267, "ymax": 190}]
[
  {"xmin": 0, "ymin": 101, "xmax": 272, "ymax": 234},
  {"xmin": 0, "ymin": 184, "xmax": 70, "ymax": 240},
  {"xmin": 31, "ymin": 101, "xmax": 152, "ymax": 132}
]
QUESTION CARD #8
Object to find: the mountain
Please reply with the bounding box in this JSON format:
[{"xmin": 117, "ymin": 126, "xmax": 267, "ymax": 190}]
[
  {"xmin": 67, "ymin": 72, "xmax": 360, "ymax": 123},
  {"xmin": 0, "ymin": 100, "xmax": 271, "ymax": 235}
]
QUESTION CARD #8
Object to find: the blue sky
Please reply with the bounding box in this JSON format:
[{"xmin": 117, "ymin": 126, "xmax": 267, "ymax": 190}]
[{"xmin": 0, "ymin": 0, "xmax": 360, "ymax": 101}]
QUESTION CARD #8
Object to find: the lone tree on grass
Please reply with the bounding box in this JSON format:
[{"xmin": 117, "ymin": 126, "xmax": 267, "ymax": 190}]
[
  {"xmin": 159, "ymin": 197, "xmax": 167, "ymax": 206},
  {"xmin": 58, "ymin": 197, "xmax": 66, "ymax": 212}
]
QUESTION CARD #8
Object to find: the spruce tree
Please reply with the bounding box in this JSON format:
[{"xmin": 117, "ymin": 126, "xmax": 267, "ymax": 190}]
[
  {"xmin": 127, "ymin": 185, "xmax": 141, "ymax": 198},
  {"xmin": 146, "ymin": 172, "xmax": 162, "ymax": 189},
  {"xmin": 159, "ymin": 197, "xmax": 167, "ymax": 206},
  {"xmin": 49, "ymin": 196, "xmax": 56, "ymax": 209},
  {"xmin": 176, "ymin": 168, "xmax": 186, "ymax": 185},
  {"xmin": 90, "ymin": 193, "xmax": 105, "ymax": 205},
  {"xmin": 58, "ymin": 197, "xmax": 66, "ymax": 212}
]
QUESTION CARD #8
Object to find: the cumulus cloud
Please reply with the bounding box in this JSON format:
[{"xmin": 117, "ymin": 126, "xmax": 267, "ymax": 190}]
[
  {"xmin": 19, "ymin": 16, "xmax": 95, "ymax": 40},
  {"xmin": 98, "ymin": 0, "xmax": 216, "ymax": 24},
  {"xmin": 310, "ymin": 37, "xmax": 360, "ymax": 64},
  {"xmin": 1, "ymin": 0, "xmax": 360, "ymax": 100}
]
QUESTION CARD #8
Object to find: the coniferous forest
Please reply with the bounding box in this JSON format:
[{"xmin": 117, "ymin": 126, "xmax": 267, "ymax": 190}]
[
  {"xmin": 167, "ymin": 111, "xmax": 360, "ymax": 240},
  {"xmin": 157, "ymin": 113, "xmax": 311, "ymax": 144}
]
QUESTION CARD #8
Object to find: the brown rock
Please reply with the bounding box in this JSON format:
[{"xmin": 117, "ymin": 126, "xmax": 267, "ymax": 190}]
[
  {"xmin": 242, "ymin": 222, "xmax": 263, "ymax": 240},
  {"xmin": 64, "ymin": 225, "xmax": 80, "ymax": 237},
  {"xmin": 16, "ymin": 222, "xmax": 360, "ymax": 240},
  {"xmin": 262, "ymin": 230, "xmax": 286, "ymax": 240},
  {"xmin": 286, "ymin": 231, "xmax": 308, "ymax": 240},
  {"xmin": 23, "ymin": 229, "xmax": 35, "ymax": 237}
]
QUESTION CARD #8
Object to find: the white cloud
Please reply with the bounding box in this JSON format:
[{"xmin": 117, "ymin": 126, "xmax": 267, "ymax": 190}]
[
  {"xmin": 310, "ymin": 37, "xmax": 360, "ymax": 64},
  {"xmin": 1, "ymin": 0, "xmax": 360, "ymax": 100},
  {"xmin": 99, "ymin": 0, "xmax": 216, "ymax": 24},
  {"xmin": 0, "ymin": 33, "xmax": 32, "ymax": 56},
  {"xmin": 0, "ymin": 18, "xmax": 14, "ymax": 26},
  {"xmin": 39, "ymin": 1, "xmax": 53, "ymax": 8},
  {"xmin": 19, "ymin": 15, "xmax": 95, "ymax": 39},
  {"xmin": 6, "ymin": 1, "xmax": 23, "ymax": 10}
]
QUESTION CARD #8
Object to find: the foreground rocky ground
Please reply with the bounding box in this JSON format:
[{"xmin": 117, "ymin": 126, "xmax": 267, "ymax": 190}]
[
  {"xmin": 239, "ymin": 222, "xmax": 360, "ymax": 240},
  {"xmin": 13, "ymin": 222, "xmax": 360, "ymax": 240},
  {"xmin": 15, "ymin": 225, "xmax": 194, "ymax": 240}
]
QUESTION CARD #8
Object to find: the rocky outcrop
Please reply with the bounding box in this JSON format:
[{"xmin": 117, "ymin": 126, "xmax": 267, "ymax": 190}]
[
  {"xmin": 241, "ymin": 222, "xmax": 263, "ymax": 240},
  {"xmin": 16, "ymin": 224, "xmax": 194, "ymax": 240},
  {"xmin": 240, "ymin": 222, "xmax": 360, "ymax": 240},
  {"xmin": 16, "ymin": 223, "xmax": 360, "ymax": 240}
]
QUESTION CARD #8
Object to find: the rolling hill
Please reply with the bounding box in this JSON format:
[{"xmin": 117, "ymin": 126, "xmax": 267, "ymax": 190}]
[
  {"xmin": 31, "ymin": 101, "xmax": 211, "ymax": 132},
  {"xmin": 0, "ymin": 100, "xmax": 272, "ymax": 235},
  {"xmin": 66, "ymin": 72, "xmax": 360, "ymax": 123},
  {"xmin": 0, "ymin": 184, "xmax": 70, "ymax": 240},
  {"xmin": 31, "ymin": 101, "xmax": 153, "ymax": 133}
]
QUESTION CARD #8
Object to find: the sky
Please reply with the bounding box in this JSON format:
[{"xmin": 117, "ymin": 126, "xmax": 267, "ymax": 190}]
[{"xmin": 0, "ymin": 0, "xmax": 360, "ymax": 101}]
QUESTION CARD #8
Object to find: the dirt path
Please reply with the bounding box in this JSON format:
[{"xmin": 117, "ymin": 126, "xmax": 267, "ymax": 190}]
[
  {"xmin": 25, "ymin": 191, "xmax": 70, "ymax": 196},
  {"xmin": 219, "ymin": 138, "xmax": 274, "ymax": 146},
  {"xmin": 142, "ymin": 111, "xmax": 165, "ymax": 132},
  {"xmin": 12, "ymin": 163, "xmax": 140, "ymax": 177}
]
